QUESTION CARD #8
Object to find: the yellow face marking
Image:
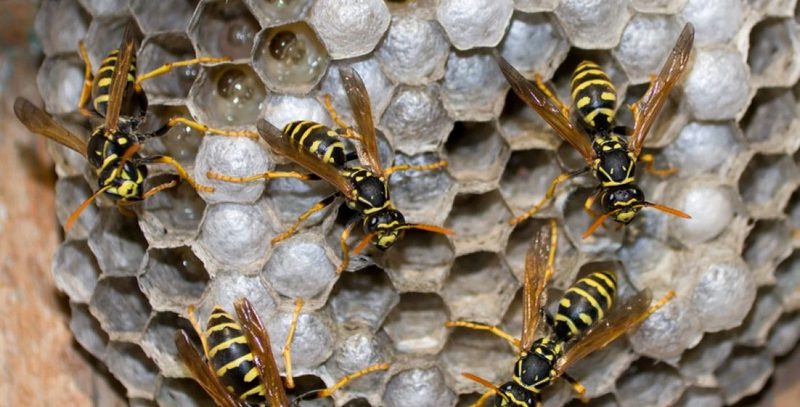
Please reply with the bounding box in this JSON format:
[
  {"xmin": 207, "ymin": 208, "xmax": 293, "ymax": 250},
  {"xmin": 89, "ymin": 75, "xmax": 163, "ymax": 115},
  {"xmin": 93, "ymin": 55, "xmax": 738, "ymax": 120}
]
[{"xmin": 616, "ymin": 210, "xmax": 636, "ymax": 223}]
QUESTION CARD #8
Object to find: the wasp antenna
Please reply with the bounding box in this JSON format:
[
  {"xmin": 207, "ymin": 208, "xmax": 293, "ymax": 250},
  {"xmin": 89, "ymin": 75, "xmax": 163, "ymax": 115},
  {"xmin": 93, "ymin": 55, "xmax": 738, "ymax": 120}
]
[
  {"xmin": 462, "ymin": 372, "xmax": 500, "ymax": 393},
  {"xmin": 644, "ymin": 202, "xmax": 691, "ymax": 219},
  {"xmin": 351, "ymin": 232, "xmax": 376, "ymax": 256},
  {"xmin": 404, "ymin": 223, "xmax": 455, "ymax": 236},
  {"xmin": 582, "ymin": 212, "xmax": 611, "ymax": 239},
  {"xmin": 65, "ymin": 185, "xmax": 112, "ymax": 232}
]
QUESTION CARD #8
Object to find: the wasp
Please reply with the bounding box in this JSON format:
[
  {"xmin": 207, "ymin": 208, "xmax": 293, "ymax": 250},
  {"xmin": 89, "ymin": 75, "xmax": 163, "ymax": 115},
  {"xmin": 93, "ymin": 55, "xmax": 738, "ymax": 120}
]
[
  {"xmin": 496, "ymin": 23, "xmax": 695, "ymax": 238},
  {"xmin": 447, "ymin": 222, "xmax": 674, "ymax": 406},
  {"xmin": 207, "ymin": 67, "xmax": 452, "ymax": 273},
  {"xmin": 15, "ymin": 24, "xmax": 250, "ymax": 231},
  {"xmin": 176, "ymin": 297, "xmax": 389, "ymax": 406}
]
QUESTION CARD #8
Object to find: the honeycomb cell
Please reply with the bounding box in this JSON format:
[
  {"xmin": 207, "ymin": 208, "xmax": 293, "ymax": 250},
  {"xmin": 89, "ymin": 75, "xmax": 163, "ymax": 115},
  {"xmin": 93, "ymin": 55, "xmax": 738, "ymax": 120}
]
[
  {"xmin": 739, "ymin": 154, "xmax": 800, "ymax": 213},
  {"xmin": 325, "ymin": 330, "xmax": 390, "ymax": 395},
  {"xmin": 669, "ymin": 183, "xmax": 737, "ymax": 245},
  {"xmin": 688, "ymin": 250, "xmax": 755, "ymax": 332},
  {"xmin": 683, "ymin": 47, "xmax": 751, "ymax": 121},
  {"xmin": 382, "ymin": 84, "xmax": 454, "ymax": 156},
  {"xmin": 34, "ymin": 0, "xmax": 89, "ymax": 56},
  {"xmin": 53, "ymin": 240, "xmax": 101, "ymax": 303},
  {"xmin": 243, "ymin": 0, "xmax": 312, "ymax": 25},
  {"xmin": 445, "ymin": 191, "xmax": 513, "ymax": 255},
  {"xmin": 308, "ymin": 0, "xmax": 390, "ymax": 59},
  {"xmin": 444, "ymin": 121, "xmax": 511, "ymax": 193},
  {"xmin": 82, "ymin": 17, "xmax": 136, "ymax": 70},
  {"xmin": 499, "ymin": 12, "xmax": 569, "ymax": 81},
  {"xmin": 563, "ymin": 187, "xmax": 624, "ymax": 253},
  {"xmin": 767, "ymin": 311, "xmax": 800, "ymax": 355},
  {"xmin": 262, "ymin": 232, "xmax": 336, "ymax": 300},
  {"xmin": 193, "ymin": 135, "xmax": 270, "ymax": 204},
  {"xmin": 442, "ymin": 252, "xmax": 517, "ymax": 324},
  {"xmin": 265, "ymin": 170, "xmax": 335, "ymax": 230},
  {"xmin": 88, "ymin": 209, "xmax": 148, "ymax": 276},
  {"xmin": 613, "ymin": 14, "xmax": 682, "ymax": 84},
  {"xmin": 384, "ymin": 230, "xmax": 455, "ymax": 292},
  {"xmin": 70, "ymin": 301, "xmax": 109, "ymax": 360},
  {"xmin": 90, "ymin": 276, "xmax": 152, "ymax": 338},
  {"xmin": 679, "ymin": 0, "xmax": 744, "ymax": 45},
  {"xmin": 561, "ymin": 337, "xmax": 638, "ymax": 399},
  {"xmin": 748, "ymin": 18, "xmax": 800, "ymax": 87},
  {"xmin": 629, "ymin": 294, "xmax": 702, "ymax": 360},
  {"xmin": 376, "ymin": 16, "xmax": 449, "ymax": 85},
  {"xmin": 78, "ymin": 0, "xmax": 127, "ymax": 17},
  {"xmin": 138, "ymin": 33, "xmax": 201, "ymax": 101},
  {"xmin": 140, "ymin": 246, "xmax": 209, "ymax": 313},
  {"xmin": 441, "ymin": 50, "xmax": 508, "ymax": 122},
  {"xmin": 389, "ymin": 152, "xmax": 456, "ymax": 224},
  {"xmin": 498, "ymin": 87, "xmax": 561, "ymax": 150},
  {"xmin": 139, "ymin": 181, "xmax": 207, "ymax": 247},
  {"xmin": 435, "ymin": 0, "xmax": 514, "ymax": 50},
  {"xmin": 439, "ymin": 327, "xmax": 515, "ymax": 393},
  {"xmin": 320, "ymin": 58, "xmax": 395, "ymax": 124},
  {"xmin": 383, "ymin": 293, "xmax": 448, "ymax": 354},
  {"xmin": 714, "ymin": 347, "xmax": 773, "ymax": 404},
  {"xmin": 194, "ymin": 201, "xmax": 275, "ymax": 273},
  {"xmin": 555, "ymin": 0, "xmax": 631, "ymax": 49},
  {"xmin": 776, "ymin": 253, "xmax": 800, "ymax": 310},
  {"xmin": 632, "ymin": 0, "xmax": 688, "ymax": 13},
  {"xmin": 663, "ymin": 122, "xmax": 741, "ymax": 177},
  {"xmin": 105, "ymin": 341, "xmax": 160, "ymax": 399},
  {"xmin": 743, "ymin": 220, "xmax": 792, "ymax": 280},
  {"xmin": 36, "ymin": 55, "xmax": 84, "ymax": 114},
  {"xmin": 499, "ymin": 149, "xmax": 562, "ymax": 216},
  {"xmin": 141, "ymin": 312, "xmax": 192, "ymax": 377},
  {"xmin": 266, "ymin": 309, "xmax": 334, "ymax": 371},
  {"xmin": 131, "ymin": 0, "xmax": 197, "ymax": 33},
  {"xmin": 673, "ymin": 388, "xmax": 723, "ymax": 407},
  {"xmin": 253, "ymin": 21, "xmax": 329, "ymax": 94},
  {"xmin": 189, "ymin": 0, "xmax": 260, "ymax": 60},
  {"xmin": 739, "ymin": 289, "xmax": 784, "ymax": 346},
  {"xmin": 194, "ymin": 271, "xmax": 276, "ymax": 323},
  {"xmin": 678, "ymin": 331, "xmax": 734, "ymax": 386},
  {"xmin": 740, "ymin": 88, "xmax": 795, "ymax": 146},
  {"xmin": 156, "ymin": 378, "xmax": 213, "ymax": 407},
  {"xmin": 141, "ymin": 105, "xmax": 205, "ymax": 166},
  {"xmin": 329, "ymin": 268, "xmax": 399, "ymax": 330},
  {"xmin": 188, "ymin": 64, "xmax": 267, "ymax": 127},
  {"xmin": 616, "ymin": 360, "xmax": 686, "ymax": 407},
  {"xmin": 382, "ymin": 367, "xmax": 457, "ymax": 407},
  {"xmin": 505, "ymin": 218, "xmax": 579, "ymax": 283}
]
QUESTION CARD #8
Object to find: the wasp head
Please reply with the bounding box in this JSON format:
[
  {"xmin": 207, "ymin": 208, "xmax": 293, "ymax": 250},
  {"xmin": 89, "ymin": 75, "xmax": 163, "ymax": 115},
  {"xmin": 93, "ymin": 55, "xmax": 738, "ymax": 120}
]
[
  {"xmin": 495, "ymin": 381, "xmax": 536, "ymax": 407},
  {"xmin": 364, "ymin": 209, "xmax": 406, "ymax": 250},
  {"xmin": 601, "ymin": 185, "xmax": 645, "ymax": 224}
]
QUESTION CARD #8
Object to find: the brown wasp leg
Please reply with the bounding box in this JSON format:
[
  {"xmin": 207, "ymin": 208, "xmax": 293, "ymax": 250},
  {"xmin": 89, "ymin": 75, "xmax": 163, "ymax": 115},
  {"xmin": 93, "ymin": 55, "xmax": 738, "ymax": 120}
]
[
  {"xmin": 313, "ymin": 363, "xmax": 390, "ymax": 399},
  {"xmin": 282, "ymin": 298, "xmax": 304, "ymax": 389},
  {"xmin": 165, "ymin": 117, "xmax": 259, "ymax": 139},
  {"xmin": 384, "ymin": 160, "xmax": 448, "ymax": 177},
  {"xmin": 509, "ymin": 168, "xmax": 589, "ymax": 226},
  {"xmin": 336, "ymin": 221, "xmax": 359, "ymax": 275},
  {"xmin": 271, "ymin": 194, "xmax": 338, "ymax": 245},
  {"xmin": 323, "ymin": 94, "xmax": 359, "ymax": 140},
  {"xmin": 534, "ymin": 73, "xmax": 570, "ymax": 118},
  {"xmin": 583, "ymin": 190, "xmax": 600, "ymax": 219},
  {"xmin": 135, "ymin": 56, "xmax": 231, "ymax": 91},
  {"xmin": 141, "ymin": 155, "xmax": 215, "ymax": 193},
  {"xmin": 639, "ymin": 153, "xmax": 677, "ymax": 177},
  {"xmin": 207, "ymin": 170, "xmax": 312, "ymax": 184},
  {"xmin": 77, "ymin": 41, "xmax": 95, "ymax": 117},
  {"xmin": 444, "ymin": 321, "xmax": 521, "ymax": 349}
]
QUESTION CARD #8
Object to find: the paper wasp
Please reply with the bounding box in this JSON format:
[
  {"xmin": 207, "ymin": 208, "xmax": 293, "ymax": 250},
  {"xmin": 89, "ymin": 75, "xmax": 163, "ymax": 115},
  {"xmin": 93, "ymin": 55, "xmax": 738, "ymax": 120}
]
[
  {"xmin": 447, "ymin": 222, "xmax": 674, "ymax": 406},
  {"xmin": 496, "ymin": 24, "xmax": 695, "ymax": 238},
  {"xmin": 176, "ymin": 297, "xmax": 388, "ymax": 406}
]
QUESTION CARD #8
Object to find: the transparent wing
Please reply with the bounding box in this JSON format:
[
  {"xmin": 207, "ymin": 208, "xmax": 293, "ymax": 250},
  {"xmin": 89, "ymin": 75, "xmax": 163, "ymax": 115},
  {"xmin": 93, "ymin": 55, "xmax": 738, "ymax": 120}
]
[
  {"xmin": 338, "ymin": 66, "xmax": 382, "ymax": 175},
  {"xmin": 496, "ymin": 55, "xmax": 595, "ymax": 164},
  {"xmin": 520, "ymin": 225, "xmax": 551, "ymax": 351},
  {"xmin": 14, "ymin": 97, "xmax": 87, "ymax": 157},
  {"xmin": 175, "ymin": 330, "xmax": 247, "ymax": 407},
  {"xmin": 628, "ymin": 23, "xmax": 694, "ymax": 158},
  {"xmin": 104, "ymin": 23, "xmax": 136, "ymax": 133},
  {"xmin": 258, "ymin": 119, "xmax": 355, "ymax": 199},
  {"xmin": 234, "ymin": 298, "xmax": 291, "ymax": 407}
]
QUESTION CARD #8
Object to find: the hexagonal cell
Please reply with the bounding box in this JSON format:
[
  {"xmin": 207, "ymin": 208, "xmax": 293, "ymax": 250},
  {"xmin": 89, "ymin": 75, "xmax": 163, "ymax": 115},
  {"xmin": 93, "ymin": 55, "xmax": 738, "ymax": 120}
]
[
  {"xmin": 629, "ymin": 294, "xmax": 703, "ymax": 360},
  {"xmin": 141, "ymin": 311, "xmax": 193, "ymax": 377},
  {"xmin": 688, "ymin": 250, "xmax": 755, "ymax": 333},
  {"xmin": 679, "ymin": 0, "xmax": 743, "ymax": 45},
  {"xmin": 616, "ymin": 359, "xmax": 686, "ymax": 407},
  {"xmin": 555, "ymin": 0, "xmax": 631, "ymax": 49},
  {"xmin": 266, "ymin": 309, "xmax": 335, "ymax": 372},
  {"xmin": 325, "ymin": 330, "xmax": 391, "ymax": 396},
  {"xmin": 78, "ymin": 0, "xmax": 127, "ymax": 17},
  {"xmin": 563, "ymin": 187, "xmax": 624, "ymax": 253},
  {"xmin": 56, "ymin": 176, "xmax": 100, "ymax": 240},
  {"xmin": 499, "ymin": 12, "xmax": 569, "ymax": 81},
  {"xmin": 262, "ymin": 232, "xmax": 337, "ymax": 300},
  {"xmin": 743, "ymin": 219, "xmax": 792, "ymax": 279},
  {"xmin": 738, "ymin": 154, "xmax": 800, "ymax": 213},
  {"xmin": 435, "ymin": 0, "xmax": 513, "ymax": 50},
  {"xmin": 156, "ymin": 377, "xmax": 213, "ymax": 407},
  {"xmin": 69, "ymin": 301, "xmax": 109, "ymax": 360},
  {"xmin": 53, "ymin": 240, "xmax": 101, "ymax": 303},
  {"xmin": 383, "ymin": 293, "xmax": 448, "ymax": 354},
  {"xmin": 498, "ymin": 85, "xmax": 562, "ymax": 150},
  {"xmin": 138, "ymin": 33, "xmax": 203, "ymax": 101},
  {"xmin": 35, "ymin": 0, "xmax": 89, "ymax": 56},
  {"xmin": 738, "ymin": 288, "xmax": 784, "ymax": 346},
  {"xmin": 776, "ymin": 252, "xmax": 800, "ymax": 310},
  {"xmin": 265, "ymin": 170, "xmax": 336, "ymax": 231},
  {"xmin": 673, "ymin": 388, "xmax": 724, "ymax": 407},
  {"xmin": 36, "ymin": 55, "xmax": 84, "ymax": 114},
  {"xmin": 669, "ymin": 183, "xmax": 737, "ymax": 245},
  {"xmin": 262, "ymin": 93, "xmax": 334, "ymax": 131},
  {"xmin": 141, "ymin": 105, "xmax": 205, "ymax": 166},
  {"xmin": 613, "ymin": 14, "xmax": 682, "ymax": 84},
  {"xmin": 439, "ymin": 327, "xmax": 515, "ymax": 393},
  {"xmin": 90, "ymin": 276, "xmax": 152, "ymax": 339},
  {"xmin": 105, "ymin": 341, "xmax": 160, "ymax": 399},
  {"xmin": 566, "ymin": 339, "xmax": 638, "ymax": 400},
  {"xmin": 131, "ymin": 0, "xmax": 197, "ymax": 33},
  {"xmin": 384, "ymin": 229, "xmax": 455, "ymax": 292},
  {"xmin": 309, "ymin": 0, "xmax": 390, "ymax": 59},
  {"xmin": 376, "ymin": 15, "xmax": 448, "ymax": 85},
  {"xmin": 441, "ymin": 49, "xmax": 507, "ymax": 122},
  {"xmin": 194, "ymin": 201, "xmax": 275, "ymax": 274},
  {"xmin": 499, "ymin": 149, "xmax": 562, "ymax": 216},
  {"xmin": 683, "ymin": 47, "xmax": 751, "ymax": 121},
  {"xmin": 445, "ymin": 191, "xmax": 513, "ymax": 255},
  {"xmin": 663, "ymin": 122, "xmax": 742, "ymax": 177},
  {"xmin": 442, "ymin": 252, "xmax": 517, "ymax": 324},
  {"xmin": 320, "ymin": 58, "xmax": 395, "ymax": 125},
  {"xmin": 140, "ymin": 246, "xmax": 209, "ymax": 313},
  {"xmin": 82, "ymin": 17, "xmax": 140, "ymax": 70},
  {"xmin": 329, "ymin": 267, "xmax": 399, "ymax": 330},
  {"xmin": 253, "ymin": 21, "xmax": 330, "ymax": 94},
  {"xmin": 188, "ymin": 64, "xmax": 267, "ymax": 127},
  {"xmin": 194, "ymin": 271, "xmax": 276, "ymax": 323},
  {"xmin": 381, "ymin": 84, "xmax": 454, "ymax": 156},
  {"xmin": 194, "ymin": 134, "xmax": 271, "ymax": 204},
  {"xmin": 140, "ymin": 181, "xmax": 207, "ymax": 247},
  {"xmin": 382, "ymin": 367, "xmax": 457, "ymax": 407},
  {"xmin": 189, "ymin": 0, "xmax": 260, "ymax": 60},
  {"xmin": 243, "ymin": 0, "xmax": 312, "ymax": 25},
  {"xmin": 767, "ymin": 311, "xmax": 800, "ymax": 356},
  {"xmin": 88, "ymin": 208, "xmax": 148, "ymax": 276},
  {"xmin": 444, "ymin": 121, "xmax": 511, "ymax": 193},
  {"xmin": 740, "ymin": 88, "xmax": 796, "ymax": 146},
  {"xmin": 715, "ymin": 347, "xmax": 774, "ymax": 404},
  {"xmin": 748, "ymin": 18, "xmax": 800, "ymax": 87},
  {"xmin": 389, "ymin": 152, "xmax": 456, "ymax": 225},
  {"xmin": 679, "ymin": 331, "xmax": 735, "ymax": 386}
]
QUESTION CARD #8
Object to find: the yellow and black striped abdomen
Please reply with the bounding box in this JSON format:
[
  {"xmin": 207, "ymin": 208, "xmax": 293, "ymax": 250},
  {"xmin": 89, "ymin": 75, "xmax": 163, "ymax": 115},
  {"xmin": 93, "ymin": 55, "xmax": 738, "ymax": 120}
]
[
  {"xmin": 553, "ymin": 270, "xmax": 617, "ymax": 341},
  {"xmin": 91, "ymin": 49, "xmax": 137, "ymax": 117},
  {"xmin": 570, "ymin": 61, "xmax": 616, "ymax": 132},
  {"xmin": 283, "ymin": 120, "xmax": 347, "ymax": 168},
  {"xmin": 206, "ymin": 306, "xmax": 266, "ymax": 403}
]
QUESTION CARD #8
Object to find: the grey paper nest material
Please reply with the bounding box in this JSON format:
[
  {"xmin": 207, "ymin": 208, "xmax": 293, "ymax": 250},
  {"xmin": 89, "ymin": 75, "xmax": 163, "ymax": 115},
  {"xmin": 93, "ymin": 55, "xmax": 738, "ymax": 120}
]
[{"xmin": 36, "ymin": 0, "xmax": 800, "ymax": 406}]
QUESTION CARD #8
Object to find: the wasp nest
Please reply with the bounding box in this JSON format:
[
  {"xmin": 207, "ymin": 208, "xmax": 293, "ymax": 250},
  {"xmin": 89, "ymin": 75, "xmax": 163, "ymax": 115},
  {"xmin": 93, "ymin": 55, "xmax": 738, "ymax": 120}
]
[{"xmin": 37, "ymin": 0, "xmax": 800, "ymax": 406}]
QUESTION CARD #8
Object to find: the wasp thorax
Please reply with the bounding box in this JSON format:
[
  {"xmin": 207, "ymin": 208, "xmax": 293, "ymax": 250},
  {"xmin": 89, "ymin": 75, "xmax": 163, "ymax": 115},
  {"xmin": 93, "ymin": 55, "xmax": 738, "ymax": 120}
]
[
  {"xmin": 364, "ymin": 209, "xmax": 405, "ymax": 250},
  {"xmin": 602, "ymin": 185, "xmax": 645, "ymax": 224}
]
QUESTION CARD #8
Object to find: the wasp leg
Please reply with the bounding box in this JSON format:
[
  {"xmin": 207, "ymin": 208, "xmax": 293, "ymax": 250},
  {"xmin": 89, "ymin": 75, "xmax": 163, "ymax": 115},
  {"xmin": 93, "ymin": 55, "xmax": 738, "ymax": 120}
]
[
  {"xmin": 323, "ymin": 94, "xmax": 359, "ymax": 140},
  {"xmin": 384, "ymin": 160, "xmax": 448, "ymax": 177},
  {"xmin": 77, "ymin": 41, "xmax": 95, "ymax": 117},
  {"xmin": 135, "ymin": 56, "xmax": 231, "ymax": 91},
  {"xmin": 140, "ymin": 155, "xmax": 215, "ymax": 193},
  {"xmin": 562, "ymin": 373, "xmax": 588, "ymax": 402},
  {"xmin": 165, "ymin": 117, "xmax": 259, "ymax": 139},
  {"xmin": 207, "ymin": 170, "xmax": 313, "ymax": 183},
  {"xmin": 444, "ymin": 321, "xmax": 521, "ymax": 349},
  {"xmin": 638, "ymin": 153, "xmax": 677, "ymax": 177},
  {"xmin": 509, "ymin": 167, "xmax": 589, "ymax": 226},
  {"xmin": 142, "ymin": 179, "xmax": 180, "ymax": 199},
  {"xmin": 583, "ymin": 190, "xmax": 600, "ymax": 219},
  {"xmin": 336, "ymin": 220, "xmax": 359, "ymax": 275},
  {"xmin": 313, "ymin": 363, "xmax": 390, "ymax": 399},
  {"xmin": 470, "ymin": 389, "xmax": 496, "ymax": 407},
  {"xmin": 282, "ymin": 298, "xmax": 304, "ymax": 389},
  {"xmin": 272, "ymin": 194, "xmax": 338, "ymax": 245},
  {"xmin": 186, "ymin": 305, "xmax": 212, "ymax": 362},
  {"xmin": 534, "ymin": 73, "xmax": 570, "ymax": 119}
]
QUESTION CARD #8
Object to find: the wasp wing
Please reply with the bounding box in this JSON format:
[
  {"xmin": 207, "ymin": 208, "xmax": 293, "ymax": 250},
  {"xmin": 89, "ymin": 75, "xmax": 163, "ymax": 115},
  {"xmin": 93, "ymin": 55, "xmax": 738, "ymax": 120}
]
[
  {"xmin": 175, "ymin": 330, "xmax": 247, "ymax": 407},
  {"xmin": 628, "ymin": 23, "xmax": 694, "ymax": 158},
  {"xmin": 338, "ymin": 67, "xmax": 383, "ymax": 175},
  {"xmin": 104, "ymin": 23, "xmax": 136, "ymax": 133},
  {"xmin": 496, "ymin": 55, "xmax": 595, "ymax": 164},
  {"xmin": 14, "ymin": 97, "xmax": 87, "ymax": 157},
  {"xmin": 257, "ymin": 119, "xmax": 355, "ymax": 199},
  {"xmin": 520, "ymin": 225, "xmax": 552, "ymax": 351},
  {"xmin": 234, "ymin": 298, "xmax": 291, "ymax": 407}
]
